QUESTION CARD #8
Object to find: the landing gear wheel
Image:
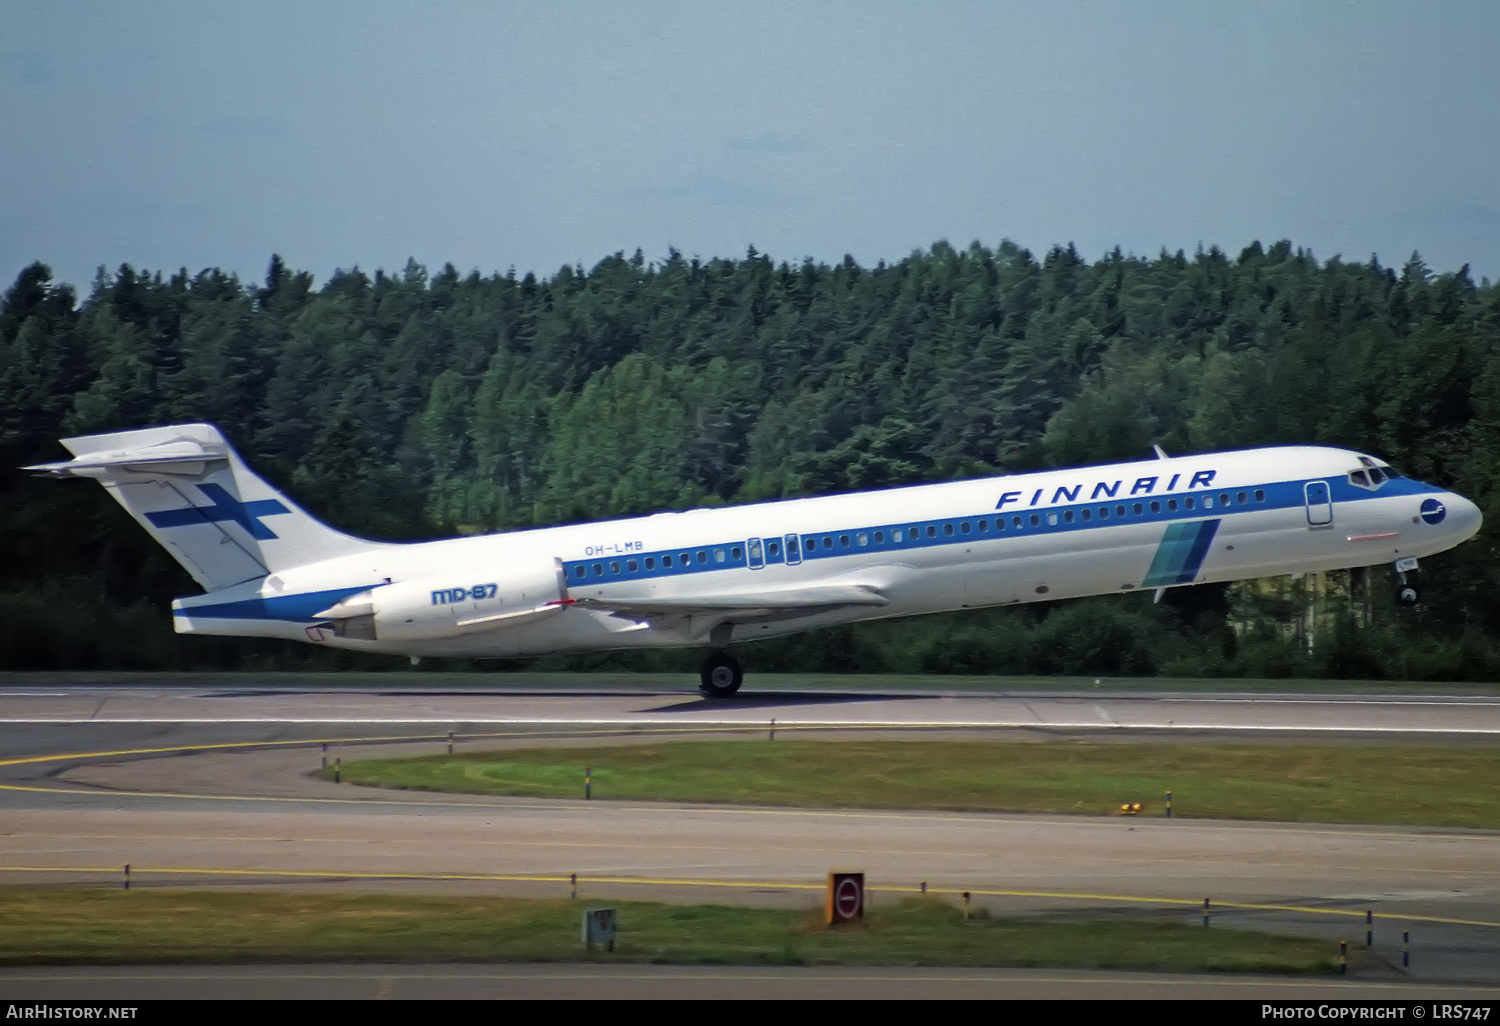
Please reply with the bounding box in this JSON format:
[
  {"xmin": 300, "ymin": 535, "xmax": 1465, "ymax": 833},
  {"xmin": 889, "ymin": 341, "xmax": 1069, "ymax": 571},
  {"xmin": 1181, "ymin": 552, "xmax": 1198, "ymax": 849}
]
[
  {"xmin": 699, "ymin": 650, "xmax": 743, "ymax": 698},
  {"xmin": 1395, "ymin": 567, "xmax": 1420, "ymax": 607}
]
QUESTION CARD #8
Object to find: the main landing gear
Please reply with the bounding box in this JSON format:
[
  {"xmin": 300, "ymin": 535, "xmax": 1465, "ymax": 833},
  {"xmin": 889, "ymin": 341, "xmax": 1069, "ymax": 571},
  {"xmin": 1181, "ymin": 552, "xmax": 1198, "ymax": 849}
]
[{"xmin": 699, "ymin": 650, "xmax": 743, "ymax": 698}]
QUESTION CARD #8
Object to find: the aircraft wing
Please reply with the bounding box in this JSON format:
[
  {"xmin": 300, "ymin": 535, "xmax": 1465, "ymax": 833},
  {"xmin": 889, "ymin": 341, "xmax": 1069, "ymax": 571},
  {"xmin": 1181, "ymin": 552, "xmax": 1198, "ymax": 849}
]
[{"xmin": 572, "ymin": 582, "xmax": 889, "ymax": 618}]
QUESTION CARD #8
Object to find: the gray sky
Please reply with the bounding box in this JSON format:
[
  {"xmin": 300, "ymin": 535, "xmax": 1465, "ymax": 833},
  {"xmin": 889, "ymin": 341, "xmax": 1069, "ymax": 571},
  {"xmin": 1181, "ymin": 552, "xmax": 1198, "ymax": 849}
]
[{"xmin": 4, "ymin": 1, "xmax": 1499, "ymax": 293}]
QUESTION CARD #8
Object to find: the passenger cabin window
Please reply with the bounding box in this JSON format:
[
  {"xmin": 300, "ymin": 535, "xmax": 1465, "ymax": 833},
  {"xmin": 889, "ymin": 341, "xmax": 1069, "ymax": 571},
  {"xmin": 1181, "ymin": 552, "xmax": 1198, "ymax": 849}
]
[
  {"xmin": 1132, "ymin": 502, "xmax": 1143, "ymax": 515},
  {"xmin": 874, "ymin": 530, "xmax": 886, "ymax": 543},
  {"xmin": 696, "ymin": 551, "xmax": 707, "ymax": 564},
  {"xmin": 839, "ymin": 534, "xmax": 850, "ymax": 547},
  {"xmin": 767, "ymin": 541, "xmax": 779, "ymax": 557},
  {"xmin": 1254, "ymin": 489, "xmax": 1266, "ymax": 502},
  {"xmin": 1063, "ymin": 510, "xmax": 1074, "ymax": 523},
  {"xmin": 593, "ymin": 563, "xmax": 603, "ymax": 576},
  {"xmin": 1149, "ymin": 501, "xmax": 1161, "ymax": 513},
  {"xmin": 1202, "ymin": 496, "xmax": 1213, "ymax": 508},
  {"xmin": 663, "ymin": 555, "xmax": 673, "ymax": 568},
  {"xmin": 1237, "ymin": 492, "xmax": 1247, "ymax": 504},
  {"xmin": 1080, "ymin": 508, "xmax": 1091, "ymax": 522},
  {"xmin": 1116, "ymin": 505, "xmax": 1127, "ymax": 517},
  {"xmin": 806, "ymin": 538, "xmax": 817, "ymax": 552},
  {"xmin": 823, "ymin": 536, "xmax": 833, "ymax": 548},
  {"xmin": 1098, "ymin": 506, "xmax": 1108, "ymax": 520},
  {"xmin": 1166, "ymin": 499, "xmax": 1178, "ymax": 512},
  {"xmin": 610, "ymin": 561, "xmax": 621, "ymax": 574},
  {"xmin": 627, "ymin": 559, "xmax": 638, "ymax": 572},
  {"xmin": 926, "ymin": 525, "xmax": 937, "ymax": 538},
  {"xmin": 978, "ymin": 519, "xmax": 989, "ymax": 532},
  {"xmin": 730, "ymin": 546, "xmax": 742, "ymax": 560},
  {"xmin": 645, "ymin": 557, "xmax": 655, "ymax": 570},
  {"xmin": 1046, "ymin": 513, "xmax": 1058, "ymax": 526},
  {"xmin": 1028, "ymin": 514, "xmax": 1039, "ymax": 527},
  {"xmin": 715, "ymin": 549, "xmax": 726, "ymax": 563},
  {"xmin": 1219, "ymin": 492, "xmax": 1230, "ymax": 506},
  {"xmin": 942, "ymin": 523, "xmax": 954, "ymax": 536},
  {"xmin": 960, "ymin": 521, "xmax": 971, "ymax": 534},
  {"xmin": 857, "ymin": 532, "xmax": 868, "ymax": 546},
  {"xmin": 574, "ymin": 566, "xmax": 586, "ymax": 578}
]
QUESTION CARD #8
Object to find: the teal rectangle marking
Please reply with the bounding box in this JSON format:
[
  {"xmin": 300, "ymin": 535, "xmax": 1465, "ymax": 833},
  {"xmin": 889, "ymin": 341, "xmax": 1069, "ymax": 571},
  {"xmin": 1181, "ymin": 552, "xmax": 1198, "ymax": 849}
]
[{"xmin": 1143, "ymin": 519, "xmax": 1221, "ymax": 587}]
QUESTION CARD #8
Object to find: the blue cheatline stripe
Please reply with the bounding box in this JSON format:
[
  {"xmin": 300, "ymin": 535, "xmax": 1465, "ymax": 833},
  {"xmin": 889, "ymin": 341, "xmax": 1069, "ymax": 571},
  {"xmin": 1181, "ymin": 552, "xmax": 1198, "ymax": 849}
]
[
  {"xmin": 174, "ymin": 584, "xmax": 378, "ymax": 622},
  {"xmin": 1142, "ymin": 519, "xmax": 1221, "ymax": 587},
  {"xmin": 562, "ymin": 473, "xmax": 1430, "ymax": 588}
]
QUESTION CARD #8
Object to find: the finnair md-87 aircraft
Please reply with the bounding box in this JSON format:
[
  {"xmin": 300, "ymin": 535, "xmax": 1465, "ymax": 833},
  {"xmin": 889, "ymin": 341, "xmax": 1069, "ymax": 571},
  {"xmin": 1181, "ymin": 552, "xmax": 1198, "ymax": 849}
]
[{"xmin": 29, "ymin": 423, "xmax": 1482, "ymax": 696}]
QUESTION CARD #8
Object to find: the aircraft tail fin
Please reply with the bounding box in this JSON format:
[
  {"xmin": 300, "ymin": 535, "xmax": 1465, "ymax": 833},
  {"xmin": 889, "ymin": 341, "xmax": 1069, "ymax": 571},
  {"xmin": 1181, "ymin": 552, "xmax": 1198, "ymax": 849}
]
[{"xmin": 26, "ymin": 423, "xmax": 386, "ymax": 591}]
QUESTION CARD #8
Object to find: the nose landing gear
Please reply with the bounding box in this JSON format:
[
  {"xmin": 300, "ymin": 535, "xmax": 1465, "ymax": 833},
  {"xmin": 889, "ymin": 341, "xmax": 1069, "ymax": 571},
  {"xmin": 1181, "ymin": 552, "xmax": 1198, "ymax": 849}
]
[
  {"xmin": 699, "ymin": 650, "xmax": 743, "ymax": 698},
  {"xmin": 1394, "ymin": 558, "xmax": 1420, "ymax": 606}
]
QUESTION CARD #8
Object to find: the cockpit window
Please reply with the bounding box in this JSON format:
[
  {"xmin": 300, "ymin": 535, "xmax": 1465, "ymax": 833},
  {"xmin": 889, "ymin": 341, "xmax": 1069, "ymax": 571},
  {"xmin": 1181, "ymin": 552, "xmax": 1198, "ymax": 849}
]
[{"xmin": 1349, "ymin": 466, "xmax": 1394, "ymax": 490}]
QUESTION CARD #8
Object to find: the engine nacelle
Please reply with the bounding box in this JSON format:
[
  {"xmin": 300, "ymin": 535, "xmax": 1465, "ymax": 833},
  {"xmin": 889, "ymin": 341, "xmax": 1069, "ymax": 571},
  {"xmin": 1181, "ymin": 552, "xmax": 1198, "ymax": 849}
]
[{"xmin": 315, "ymin": 557, "xmax": 567, "ymax": 642}]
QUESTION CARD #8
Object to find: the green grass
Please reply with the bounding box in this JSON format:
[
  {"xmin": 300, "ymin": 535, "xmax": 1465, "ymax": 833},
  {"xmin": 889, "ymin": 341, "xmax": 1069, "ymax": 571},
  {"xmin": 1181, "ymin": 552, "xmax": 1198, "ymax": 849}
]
[
  {"xmin": 0, "ymin": 889, "xmax": 1337, "ymax": 973},
  {"xmin": 330, "ymin": 739, "xmax": 1500, "ymax": 829}
]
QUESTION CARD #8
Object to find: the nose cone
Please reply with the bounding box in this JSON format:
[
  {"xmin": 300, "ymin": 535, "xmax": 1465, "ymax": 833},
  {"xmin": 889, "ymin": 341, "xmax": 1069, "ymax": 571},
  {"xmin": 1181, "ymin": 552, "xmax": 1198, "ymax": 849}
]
[{"xmin": 1449, "ymin": 493, "xmax": 1483, "ymax": 542}]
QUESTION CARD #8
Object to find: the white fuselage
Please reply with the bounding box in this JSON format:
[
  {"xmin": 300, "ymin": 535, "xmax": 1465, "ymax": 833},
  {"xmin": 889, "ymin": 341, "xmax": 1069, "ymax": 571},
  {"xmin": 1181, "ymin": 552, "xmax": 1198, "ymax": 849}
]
[{"xmin": 172, "ymin": 445, "xmax": 1482, "ymax": 659}]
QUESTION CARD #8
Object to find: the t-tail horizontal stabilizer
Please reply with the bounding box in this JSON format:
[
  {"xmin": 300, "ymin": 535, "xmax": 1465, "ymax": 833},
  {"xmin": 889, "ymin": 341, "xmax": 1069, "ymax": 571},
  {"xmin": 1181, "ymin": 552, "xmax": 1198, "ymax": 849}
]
[{"xmin": 25, "ymin": 423, "xmax": 387, "ymax": 592}]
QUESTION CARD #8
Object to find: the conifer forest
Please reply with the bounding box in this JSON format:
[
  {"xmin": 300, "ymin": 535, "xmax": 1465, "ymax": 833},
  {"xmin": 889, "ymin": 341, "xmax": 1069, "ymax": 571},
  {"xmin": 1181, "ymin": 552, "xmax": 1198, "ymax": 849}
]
[{"xmin": 5, "ymin": 240, "xmax": 1499, "ymax": 679}]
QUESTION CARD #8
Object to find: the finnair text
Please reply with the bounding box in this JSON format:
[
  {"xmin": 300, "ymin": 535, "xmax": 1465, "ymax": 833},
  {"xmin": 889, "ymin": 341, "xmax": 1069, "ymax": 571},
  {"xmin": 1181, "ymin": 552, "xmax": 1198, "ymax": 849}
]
[{"xmin": 997, "ymin": 470, "xmax": 1218, "ymax": 510}]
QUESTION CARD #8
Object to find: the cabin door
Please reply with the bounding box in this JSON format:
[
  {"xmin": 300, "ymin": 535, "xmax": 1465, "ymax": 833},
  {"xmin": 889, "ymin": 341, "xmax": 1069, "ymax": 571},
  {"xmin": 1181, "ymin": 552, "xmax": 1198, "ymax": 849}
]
[{"xmin": 1304, "ymin": 481, "xmax": 1333, "ymax": 526}]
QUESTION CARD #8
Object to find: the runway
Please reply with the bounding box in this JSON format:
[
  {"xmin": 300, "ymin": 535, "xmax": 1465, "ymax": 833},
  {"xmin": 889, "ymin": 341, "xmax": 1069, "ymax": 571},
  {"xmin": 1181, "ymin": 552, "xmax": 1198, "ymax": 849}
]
[
  {"xmin": 2, "ymin": 680, "xmax": 1498, "ymax": 997},
  {"xmin": 5, "ymin": 682, "xmax": 1500, "ymax": 734}
]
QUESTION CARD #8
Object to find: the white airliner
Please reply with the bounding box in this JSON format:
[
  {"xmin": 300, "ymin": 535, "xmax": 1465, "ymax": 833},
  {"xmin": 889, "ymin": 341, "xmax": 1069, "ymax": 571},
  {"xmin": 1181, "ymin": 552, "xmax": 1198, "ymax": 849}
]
[{"xmin": 28, "ymin": 423, "xmax": 1482, "ymax": 696}]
